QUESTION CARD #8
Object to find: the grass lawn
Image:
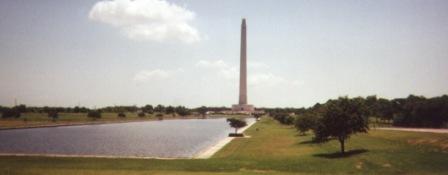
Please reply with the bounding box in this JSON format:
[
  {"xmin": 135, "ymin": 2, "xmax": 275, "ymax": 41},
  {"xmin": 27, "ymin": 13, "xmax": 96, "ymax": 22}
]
[{"xmin": 1, "ymin": 117, "xmax": 448, "ymax": 174}]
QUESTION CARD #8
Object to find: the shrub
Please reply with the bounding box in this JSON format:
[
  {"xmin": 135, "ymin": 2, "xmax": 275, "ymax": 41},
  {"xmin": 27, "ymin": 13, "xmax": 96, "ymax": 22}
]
[
  {"xmin": 294, "ymin": 113, "xmax": 317, "ymax": 135},
  {"xmin": 253, "ymin": 113, "xmax": 263, "ymax": 121},
  {"xmin": 156, "ymin": 113, "xmax": 163, "ymax": 120},
  {"xmin": 47, "ymin": 111, "xmax": 59, "ymax": 122},
  {"xmin": 138, "ymin": 112, "xmax": 145, "ymax": 117},
  {"xmin": 117, "ymin": 112, "xmax": 126, "ymax": 118},
  {"xmin": 87, "ymin": 111, "xmax": 101, "ymax": 119},
  {"xmin": 272, "ymin": 113, "xmax": 294, "ymax": 125},
  {"xmin": 2, "ymin": 108, "xmax": 21, "ymax": 118}
]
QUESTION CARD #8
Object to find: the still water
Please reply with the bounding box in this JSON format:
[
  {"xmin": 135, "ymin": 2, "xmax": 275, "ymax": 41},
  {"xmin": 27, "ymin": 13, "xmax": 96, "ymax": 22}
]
[{"xmin": 0, "ymin": 118, "xmax": 254, "ymax": 158}]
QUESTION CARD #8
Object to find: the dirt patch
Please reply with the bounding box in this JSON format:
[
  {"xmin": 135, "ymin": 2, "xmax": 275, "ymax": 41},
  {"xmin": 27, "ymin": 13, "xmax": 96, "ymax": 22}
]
[
  {"xmin": 241, "ymin": 169, "xmax": 277, "ymax": 174},
  {"xmin": 355, "ymin": 161, "xmax": 363, "ymax": 170},
  {"xmin": 407, "ymin": 138, "xmax": 448, "ymax": 151},
  {"xmin": 382, "ymin": 163, "xmax": 392, "ymax": 168}
]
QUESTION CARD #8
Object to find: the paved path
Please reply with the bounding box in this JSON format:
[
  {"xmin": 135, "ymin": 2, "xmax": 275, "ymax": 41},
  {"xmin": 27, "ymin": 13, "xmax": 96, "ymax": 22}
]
[{"xmin": 377, "ymin": 127, "xmax": 448, "ymax": 134}]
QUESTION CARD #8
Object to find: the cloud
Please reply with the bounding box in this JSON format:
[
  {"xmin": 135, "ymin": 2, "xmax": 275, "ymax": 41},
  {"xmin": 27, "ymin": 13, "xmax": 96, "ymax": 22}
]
[
  {"xmin": 195, "ymin": 59, "xmax": 301, "ymax": 87},
  {"xmin": 248, "ymin": 61, "xmax": 269, "ymax": 69},
  {"xmin": 195, "ymin": 60, "xmax": 228, "ymax": 69},
  {"xmin": 249, "ymin": 73, "xmax": 302, "ymax": 87},
  {"xmin": 134, "ymin": 69, "xmax": 174, "ymax": 82},
  {"xmin": 195, "ymin": 60, "xmax": 237, "ymax": 79},
  {"xmin": 89, "ymin": 0, "xmax": 201, "ymax": 43}
]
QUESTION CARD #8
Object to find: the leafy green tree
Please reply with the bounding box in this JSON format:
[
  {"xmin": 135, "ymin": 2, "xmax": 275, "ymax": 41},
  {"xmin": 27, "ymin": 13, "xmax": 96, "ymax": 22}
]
[
  {"xmin": 15, "ymin": 104, "xmax": 27, "ymax": 113},
  {"xmin": 198, "ymin": 106, "xmax": 207, "ymax": 118},
  {"xmin": 165, "ymin": 106, "xmax": 175, "ymax": 116},
  {"xmin": 376, "ymin": 98, "xmax": 394, "ymax": 123},
  {"xmin": 272, "ymin": 112, "xmax": 294, "ymax": 125},
  {"xmin": 175, "ymin": 106, "xmax": 190, "ymax": 116},
  {"xmin": 226, "ymin": 118, "xmax": 247, "ymax": 134},
  {"xmin": 314, "ymin": 97, "xmax": 369, "ymax": 154},
  {"xmin": 154, "ymin": 104, "xmax": 165, "ymax": 113},
  {"xmin": 294, "ymin": 113, "xmax": 317, "ymax": 135},
  {"xmin": 1, "ymin": 108, "xmax": 21, "ymax": 118},
  {"xmin": 142, "ymin": 105, "xmax": 154, "ymax": 114}
]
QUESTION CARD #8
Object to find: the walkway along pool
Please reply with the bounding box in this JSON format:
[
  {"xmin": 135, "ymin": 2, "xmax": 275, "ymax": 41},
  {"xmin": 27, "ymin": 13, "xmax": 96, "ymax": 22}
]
[{"xmin": 0, "ymin": 118, "xmax": 255, "ymax": 159}]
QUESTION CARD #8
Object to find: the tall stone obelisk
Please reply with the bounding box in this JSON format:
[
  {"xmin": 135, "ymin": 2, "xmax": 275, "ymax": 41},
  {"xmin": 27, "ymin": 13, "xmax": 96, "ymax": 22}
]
[
  {"xmin": 232, "ymin": 18, "xmax": 254, "ymax": 112},
  {"xmin": 239, "ymin": 18, "xmax": 247, "ymax": 105}
]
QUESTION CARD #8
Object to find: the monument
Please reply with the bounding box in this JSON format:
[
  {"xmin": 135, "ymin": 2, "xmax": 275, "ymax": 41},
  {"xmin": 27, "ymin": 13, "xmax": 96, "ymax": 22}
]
[{"xmin": 232, "ymin": 18, "xmax": 254, "ymax": 112}]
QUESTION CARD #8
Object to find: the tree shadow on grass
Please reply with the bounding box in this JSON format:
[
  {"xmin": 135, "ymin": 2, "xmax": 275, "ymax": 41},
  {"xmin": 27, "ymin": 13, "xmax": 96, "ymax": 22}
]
[
  {"xmin": 313, "ymin": 149, "xmax": 368, "ymax": 159},
  {"xmin": 299, "ymin": 140, "xmax": 320, "ymax": 144},
  {"xmin": 298, "ymin": 138, "xmax": 332, "ymax": 145}
]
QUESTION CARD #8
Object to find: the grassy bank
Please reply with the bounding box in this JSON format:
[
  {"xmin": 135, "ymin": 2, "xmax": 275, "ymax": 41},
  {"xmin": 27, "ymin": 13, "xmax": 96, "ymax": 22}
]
[
  {"xmin": 0, "ymin": 112, "xmax": 246, "ymax": 129},
  {"xmin": 1, "ymin": 117, "xmax": 447, "ymax": 174}
]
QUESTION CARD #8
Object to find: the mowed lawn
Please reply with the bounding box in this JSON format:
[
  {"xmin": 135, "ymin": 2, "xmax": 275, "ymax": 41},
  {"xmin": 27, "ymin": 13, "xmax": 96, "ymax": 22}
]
[{"xmin": 1, "ymin": 118, "xmax": 448, "ymax": 174}]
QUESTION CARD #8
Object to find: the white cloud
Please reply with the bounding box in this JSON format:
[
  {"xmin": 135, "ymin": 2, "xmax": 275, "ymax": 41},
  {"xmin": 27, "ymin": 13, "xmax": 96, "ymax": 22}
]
[
  {"xmin": 248, "ymin": 61, "xmax": 269, "ymax": 69},
  {"xmin": 195, "ymin": 59, "xmax": 301, "ymax": 87},
  {"xmin": 89, "ymin": 0, "xmax": 201, "ymax": 43},
  {"xmin": 249, "ymin": 73, "xmax": 302, "ymax": 87},
  {"xmin": 134, "ymin": 69, "xmax": 171, "ymax": 82},
  {"xmin": 195, "ymin": 60, "xmax": 228, "ymax": 69}
]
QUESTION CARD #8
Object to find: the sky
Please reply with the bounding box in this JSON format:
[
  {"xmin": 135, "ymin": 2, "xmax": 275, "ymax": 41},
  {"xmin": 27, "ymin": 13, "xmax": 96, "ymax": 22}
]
[{"xmin": 0, "ymin": 0, "xmax": 448, "ymax": 108}]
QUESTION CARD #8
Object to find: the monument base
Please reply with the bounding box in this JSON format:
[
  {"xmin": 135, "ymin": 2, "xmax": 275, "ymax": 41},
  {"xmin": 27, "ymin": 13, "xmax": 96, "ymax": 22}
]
[{"xmin": 232, "ymin": 104, "xmax": 255, "ymax": 113}]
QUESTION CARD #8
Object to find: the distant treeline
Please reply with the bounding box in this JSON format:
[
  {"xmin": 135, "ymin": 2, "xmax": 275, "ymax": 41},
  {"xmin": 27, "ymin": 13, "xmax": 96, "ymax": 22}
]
[
  {"xmin": 0, "ymin": 104, "xmax": 231, "ymax": 118},
  {"xmin": 266, "ymin": 95, "xmax": 448, "ymax": 128},
  {"xmin": 2, "ymin": 95, "xmax": 447, "ymax": 128}
]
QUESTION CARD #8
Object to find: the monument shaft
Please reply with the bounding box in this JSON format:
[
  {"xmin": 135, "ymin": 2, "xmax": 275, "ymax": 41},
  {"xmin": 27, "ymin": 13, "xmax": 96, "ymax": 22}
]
[
  {"xmin": 232, "ymin": 18, "xmax": 254, "ymax": 112},
  {"xmin": 239, "ymin": 19, "xmax": 247, "ymax": 105}
]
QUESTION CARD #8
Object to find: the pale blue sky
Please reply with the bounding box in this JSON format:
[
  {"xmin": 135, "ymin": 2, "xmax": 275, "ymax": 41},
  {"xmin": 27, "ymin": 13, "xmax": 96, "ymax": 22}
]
[{"xmin": 1, "ymin": 0, "xmax": 447, "ymax": 108}]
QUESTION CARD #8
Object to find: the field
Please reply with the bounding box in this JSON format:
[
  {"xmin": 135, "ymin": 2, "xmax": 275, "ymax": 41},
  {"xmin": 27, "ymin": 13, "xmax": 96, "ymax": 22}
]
[{"xmin": 1, "ymin": 117, "xmax": 448, "ymax": 174}]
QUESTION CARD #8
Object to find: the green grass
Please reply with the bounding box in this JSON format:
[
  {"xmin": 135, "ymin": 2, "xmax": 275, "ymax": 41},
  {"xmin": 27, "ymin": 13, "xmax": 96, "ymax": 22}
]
[
  {"xmin": 1, "ymin": 117, "xmax": 447, "ymax": 174},
  {"xmin": 0, "ymin": 112, "xmax": 245, "ymax": 129},
  {"xmin": 0, "ymin": 112, "xmax": 157, "ymax": 129}
]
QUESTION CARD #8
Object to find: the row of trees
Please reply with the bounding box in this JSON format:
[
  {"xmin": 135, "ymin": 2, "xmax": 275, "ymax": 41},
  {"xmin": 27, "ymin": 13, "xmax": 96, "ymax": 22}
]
[
  {"xmin": 268, "ymin": 95, "xmax": 448, "ymax": 154},
  {"xmin": 1, "ymin": 104, "xmax": 224, "ymax": 119},
  {"xmin": 268, "ymin": 95, "xmax": 448, "ymax": 129}
]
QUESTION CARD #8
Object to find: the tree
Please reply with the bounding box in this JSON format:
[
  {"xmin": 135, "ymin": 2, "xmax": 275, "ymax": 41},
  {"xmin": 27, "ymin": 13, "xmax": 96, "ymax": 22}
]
[
  {"xmin": 226, "ymin": 118, "xmax": 247, "ymax": 135},
  {"xmin": 272, "ymin": 112, "xmax": 294, "ymax": 125},
  {"xmin": 376, "ymin": 98, "xmax": 394, "ymax": 123},
  {"xmin": 117, "ymin": 112, "xmax": 126, "ymax": 118},
  {"xmin": 47, "ymin": 111, "xmax": 59, "ymax": 122},
  {"xmin": 142, "ymin": 105, "xmax": 154, "ymax": 114},
  {"xmin": 165, "ymin": 106, "xmax": 175, "ymax": 116},
  {"xmin": 253, "ymin": 113, "xmax": 263, "ymax": 121},
  {"xmin": 294, "ymin": 113, "xmax": 317, "ymax": 135},
  {"xmin": 314, "ymin": 97, "xmax": 369, "ymax": 154},
  {"xmin": 16, "ymin": 104, "xmax": 27, "ymax": 113},
  {"xmin": 1, "ymin": 108, "xmax": 21, "ymax": 118},
  {"xmin": 87, "ymin": 110, "xmax": 101, "ymax": 120},
  {"xmin": 198, "ymin": 106, "xmax": 207, "ymax": 118},
  {"xmin": 175, "ymin": 106, "xmax": 190, "ymax": 116},
  {"xmin": 154, "ymin": 104, "xmax": 165, "ymax": 113}
]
